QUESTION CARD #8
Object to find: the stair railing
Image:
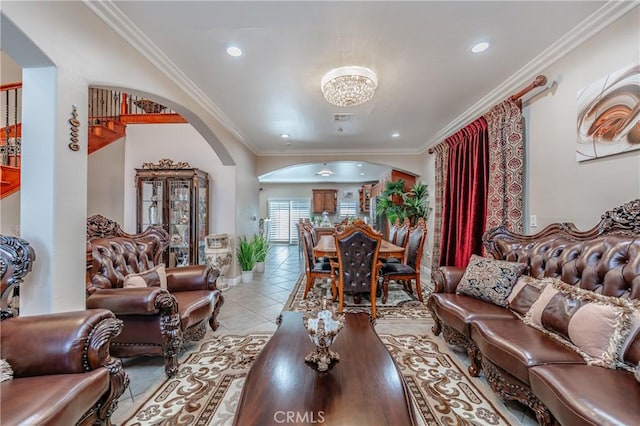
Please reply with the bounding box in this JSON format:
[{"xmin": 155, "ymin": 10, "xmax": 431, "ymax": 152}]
[
  {"xmin": 89, "ymin": 88, "xmax": 177, "ymax": 126},
  {"xmin": 1, "ymin": 82, "xmax": 22, "ymax": 167}
]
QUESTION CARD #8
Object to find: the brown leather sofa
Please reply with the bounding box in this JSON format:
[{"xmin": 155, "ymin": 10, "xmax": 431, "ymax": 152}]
[
  {"xmin": 2, "ymin": 232, "xmax": 128, "ymax": 425},
  {"xmin": 427, "ymin": 200, "xmax": 640, "ymax": 425},
  {"xmin": 1, "ymin": 309, "xmax": 129, "ymax": 426},
  {"xmin": 85, "ymin": 215, "xmax": 223, "ymax": 377}
]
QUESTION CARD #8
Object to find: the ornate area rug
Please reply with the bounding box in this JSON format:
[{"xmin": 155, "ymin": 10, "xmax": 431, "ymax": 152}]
[
  {"xmin": 284, "ymin": 274, "xmax": 434, "ymax": 321},
  {"xmin": 122, "ymin": 333, "xmax": 520, "ymax": 425}
]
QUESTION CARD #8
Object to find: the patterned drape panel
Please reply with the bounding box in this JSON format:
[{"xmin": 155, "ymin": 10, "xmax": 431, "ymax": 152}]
[
  {"xmin": 483, "ymin": 99, "xmax": 525, "ymax": 233},
  {"xmin": 430, "ymin": 143, "xmax": 448, "ymax": 269}
]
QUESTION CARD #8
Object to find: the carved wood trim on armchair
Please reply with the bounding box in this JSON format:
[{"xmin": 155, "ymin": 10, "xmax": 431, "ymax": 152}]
[{"xmin": 0, "ymin": 235, "xmax": 36, "ymax": 319}]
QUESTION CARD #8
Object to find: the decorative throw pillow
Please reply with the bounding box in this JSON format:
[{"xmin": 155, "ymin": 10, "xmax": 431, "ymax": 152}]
[
  {"xmin": 507, "ymin": 276, "xmax": 551, "ymax": 316},
  {"xmin": 1, "ymin": 359, "xmax": 13, "ymax": 382},
  {"xmin": 456, "ymin": 255, "xmax": 527, "ymax": 307},
  {"xmin": 123, "ymin": 264, "xmax": 167, "ymax": 289},
  {"xmin": 620, "ymin": 309, "xmax": 640, "ymax": 372},
  {"xmin": 524, "ymin": 279, "xmax": 634, "ymax": 369}
]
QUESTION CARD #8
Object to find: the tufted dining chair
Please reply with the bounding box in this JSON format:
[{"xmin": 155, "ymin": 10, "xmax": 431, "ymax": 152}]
[
  {"xmin": 333, "ymin": 220, "xmax": 382, "ymax": 318},
  {"xmin": 386, "ymin": 218, "xmax": 410, "ymax": 265},
  {"xmin": 381, "ymin": 220, "xmax": 427, "ymax": 303},
  {"xmin": 387, "ymin": 218, "xmax": 401, "ymax": 244},
  {"xmin": 301, "ymin": 228, "xmax": 334, "ymax": 299}
]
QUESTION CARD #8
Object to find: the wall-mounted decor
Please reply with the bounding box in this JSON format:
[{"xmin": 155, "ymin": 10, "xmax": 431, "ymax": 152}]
[
  {"xmin": 576, "ymin": 63, "xmax": 640, "ymax": 162},
  {"xmin": 68, "ymin": 105, "xmax": 80, "ymax": 151}
]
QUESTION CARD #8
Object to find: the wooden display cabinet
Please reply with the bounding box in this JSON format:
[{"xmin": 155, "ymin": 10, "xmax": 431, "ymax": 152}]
[
  {"xmin": 359, "ymin": 184, "xmax": 373, "ymax": 214},
  {"xmin": 135, "ymin": 159, "xmax": 209, "ymax": 267},
  {"xmin": 312, "ymin": 189, "xmax": 337, "ymax": 213}
]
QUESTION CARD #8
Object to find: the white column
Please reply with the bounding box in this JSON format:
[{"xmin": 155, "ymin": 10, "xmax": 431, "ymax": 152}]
[{"xmin": 19, "ymin": 66, "xmax": 88, "ymax": 315}]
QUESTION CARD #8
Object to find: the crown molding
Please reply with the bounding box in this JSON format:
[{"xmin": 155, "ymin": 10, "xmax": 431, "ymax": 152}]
[
  {"xmin": 257, "ymin": 147, "xmax": 425, "ymax": 157},
  {"xmin": 421, "ymin": 0, "xmax": 638, "ymax": 153},
  {"xmin": 83, "ymin": 0, "xmax": 247, "ymax": 146}
]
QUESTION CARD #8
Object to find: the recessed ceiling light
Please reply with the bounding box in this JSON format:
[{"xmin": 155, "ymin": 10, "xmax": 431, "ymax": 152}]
[
  {"xmin": 356, "ymin": 163, "xmax": 363, "ymax": 167},
  {"xmin": 226, "ymin": 46, "xmax": 242, "ymax": 57},
  {"xmin": 316, "ymin": 163, "xmax": 333, "ymax": 177},
  {"xmin": 280, "ymin": 133, "xmax": 289, "ymax": 138},
  {"xmin": 470, "ymin": 42, "xmax": 490, "ymax": 54},
  {"xmin": 360, "ymin": 172, "xmax": 365, "ymax": 176},
  {"xmin": 391, "ymin": 132, "xmax": 400, "ymax": 138}
]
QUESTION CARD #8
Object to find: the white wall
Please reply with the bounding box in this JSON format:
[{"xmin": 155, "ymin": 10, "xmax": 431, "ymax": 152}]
[
  {"xmin": 420, "ymin": 7, "xmax": 640, "ymax": 270},
  {"xmin": 123, "ymin": 123, "xmax": 250, "ymax": 279},
  {"xmin": 2, "ymin": 1, "xmax": 254, "ymax": 308},
  {"xmin": 123, "ymin": 123, "xmax": 236, "ymax": 230},
  {"xmin": 525, "ymin": 8, "xmax": 640, "ymax": 230},
  {"xmin": 87, "ymin": 138, "xmax": 125, "ymax": 223}
]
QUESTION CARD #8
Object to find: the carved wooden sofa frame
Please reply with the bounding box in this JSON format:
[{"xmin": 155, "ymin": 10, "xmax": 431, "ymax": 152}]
[
  {"xmin": 427, "ymin": 200, "xmax": 640, "ymax": 425},
  {"xmin": 0, "ymin": 235, "xmax": 35, "ymax": 319},
  {"xmin": 1, "ymin": 234, "xmax": 128, "ymax": 425},
  {"xmin": 86, "ymin": 215, "xmax": 223, "ymax": 377}
]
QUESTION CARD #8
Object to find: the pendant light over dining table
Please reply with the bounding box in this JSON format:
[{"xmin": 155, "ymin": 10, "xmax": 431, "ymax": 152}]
[{"xmin": 321, "ymin": 66, "xmax": 378, "ymax": 107}]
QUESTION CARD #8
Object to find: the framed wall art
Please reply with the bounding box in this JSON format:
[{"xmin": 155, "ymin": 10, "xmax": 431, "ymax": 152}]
[{"xmin": 576, "ymin": 63, "xmax": 640, "ymax": 162}]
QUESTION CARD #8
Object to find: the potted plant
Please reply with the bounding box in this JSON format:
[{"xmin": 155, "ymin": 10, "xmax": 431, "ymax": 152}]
[
  {"xmin": 402, "ymin": 181, "xmax": 432, "ymax": 225},
  {"xmin": 376, "ymin": 180, "xmax": 407, "ymax": 225},
  {"xmin": 253, "ymin": 233, "xmax": 269, "ymax": 273},
  {"xmin": 376, "ymin": 180, "xmax": 431, "ymax": 226},
  {"xmin": 236, "ymin": 235, "xmax": 255, "ymax": 283}
]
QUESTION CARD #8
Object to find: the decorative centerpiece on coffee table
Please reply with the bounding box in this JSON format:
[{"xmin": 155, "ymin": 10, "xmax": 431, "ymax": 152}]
[{"xmin": 303, "ymin": 295, "xmax": 345, "ymax": 372}]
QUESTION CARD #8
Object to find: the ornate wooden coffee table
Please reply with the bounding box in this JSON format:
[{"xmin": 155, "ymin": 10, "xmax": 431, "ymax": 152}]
[{"xmin": 233, "ymin": 311, "xmax": 416, "ymax": 425}]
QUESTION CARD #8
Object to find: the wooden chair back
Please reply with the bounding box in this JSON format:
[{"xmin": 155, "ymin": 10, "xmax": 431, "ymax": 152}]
[{"xmin": 334, "ymin": 219, "xmax": 382, "ymax": 317}]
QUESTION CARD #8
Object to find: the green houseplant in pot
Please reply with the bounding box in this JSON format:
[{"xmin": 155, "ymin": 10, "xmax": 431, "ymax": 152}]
[
  {"xmin": 236, "ymin": 235, "xmax": 255, "ymax": 283},
  {"xmin": 376, "ymin": 180, "xmax": 432, "ymax": 227},
  {"xmin": 402, "ymin": 181, "xmax": 432, "ymax": 225},
  {"xmin": 376, "ymin": 180, "xmax": 407, "ymax": 225},
  {"xmin": 253, "ymin": 233, "xmax": 269, "ymax": 273}
]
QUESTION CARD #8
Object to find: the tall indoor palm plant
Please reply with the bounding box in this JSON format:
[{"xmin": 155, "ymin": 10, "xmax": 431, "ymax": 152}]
[{"xmin": 402, "ymin": 182, "xmax": 431, "ymax": 224}]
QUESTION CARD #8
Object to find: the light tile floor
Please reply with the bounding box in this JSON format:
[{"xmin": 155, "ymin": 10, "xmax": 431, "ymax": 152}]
[{"xmin": 111, "ymin": 244, "xmax": 536, "ymax": 425}]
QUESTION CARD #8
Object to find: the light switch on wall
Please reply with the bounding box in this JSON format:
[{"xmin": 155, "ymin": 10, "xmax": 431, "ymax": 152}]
[{"xmin": 530, "ymin": 215, "xmax": 538, "ymax": 228}]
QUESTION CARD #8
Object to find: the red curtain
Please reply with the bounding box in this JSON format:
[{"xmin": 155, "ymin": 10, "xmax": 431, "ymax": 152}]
[{"xmin": 440, "ymin": 118, "xmax": 489, "ymax": 268}]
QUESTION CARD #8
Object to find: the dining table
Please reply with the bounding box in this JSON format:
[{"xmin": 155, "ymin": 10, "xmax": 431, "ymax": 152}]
[{"xmin": 313, "ymin": 234, "xmax": 405, "ymax": 260}]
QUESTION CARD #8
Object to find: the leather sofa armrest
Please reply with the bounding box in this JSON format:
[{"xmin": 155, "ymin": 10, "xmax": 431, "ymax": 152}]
[
  {"xmin": 87, "ymin": 287, "xmax": 169, "ymax": 314},
  {"xmin": 166, "ymin": 264, "xmax": 220, "ymax": 292},
  {"xmin": 431, "ymin": 266, "xmax": 466, "ymax": 293},
  {"xmin": 0, "ymin": 309, "xmax": 123, "ymax": 376}
]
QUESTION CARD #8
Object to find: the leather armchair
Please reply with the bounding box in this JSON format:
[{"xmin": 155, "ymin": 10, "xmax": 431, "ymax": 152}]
[
  {"xmin": 1, "ymin": 309, "xmax": 129, "ymax": 426},
  {"xmin": 86, "ymin": 215, "xmax": 223, "ymax": 377}
]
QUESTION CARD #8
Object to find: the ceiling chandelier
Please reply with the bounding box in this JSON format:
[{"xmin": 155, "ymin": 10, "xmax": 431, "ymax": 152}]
[{"xmin": 321, "ymin": 66, "xmax": 378, "ymax": 108}]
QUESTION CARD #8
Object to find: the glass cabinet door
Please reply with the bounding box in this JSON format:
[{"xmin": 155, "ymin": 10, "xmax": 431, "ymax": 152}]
[
  {"xmin": 141, "ymin": 180, "xmax": 164, "ymax": 229},
  {"xmin": 197, "ymin": 185, "xmax": 208, "ymax": 264},
  {"xmin": 169, "ymin": 179, "xmax": 191, "ymax": 267}
]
